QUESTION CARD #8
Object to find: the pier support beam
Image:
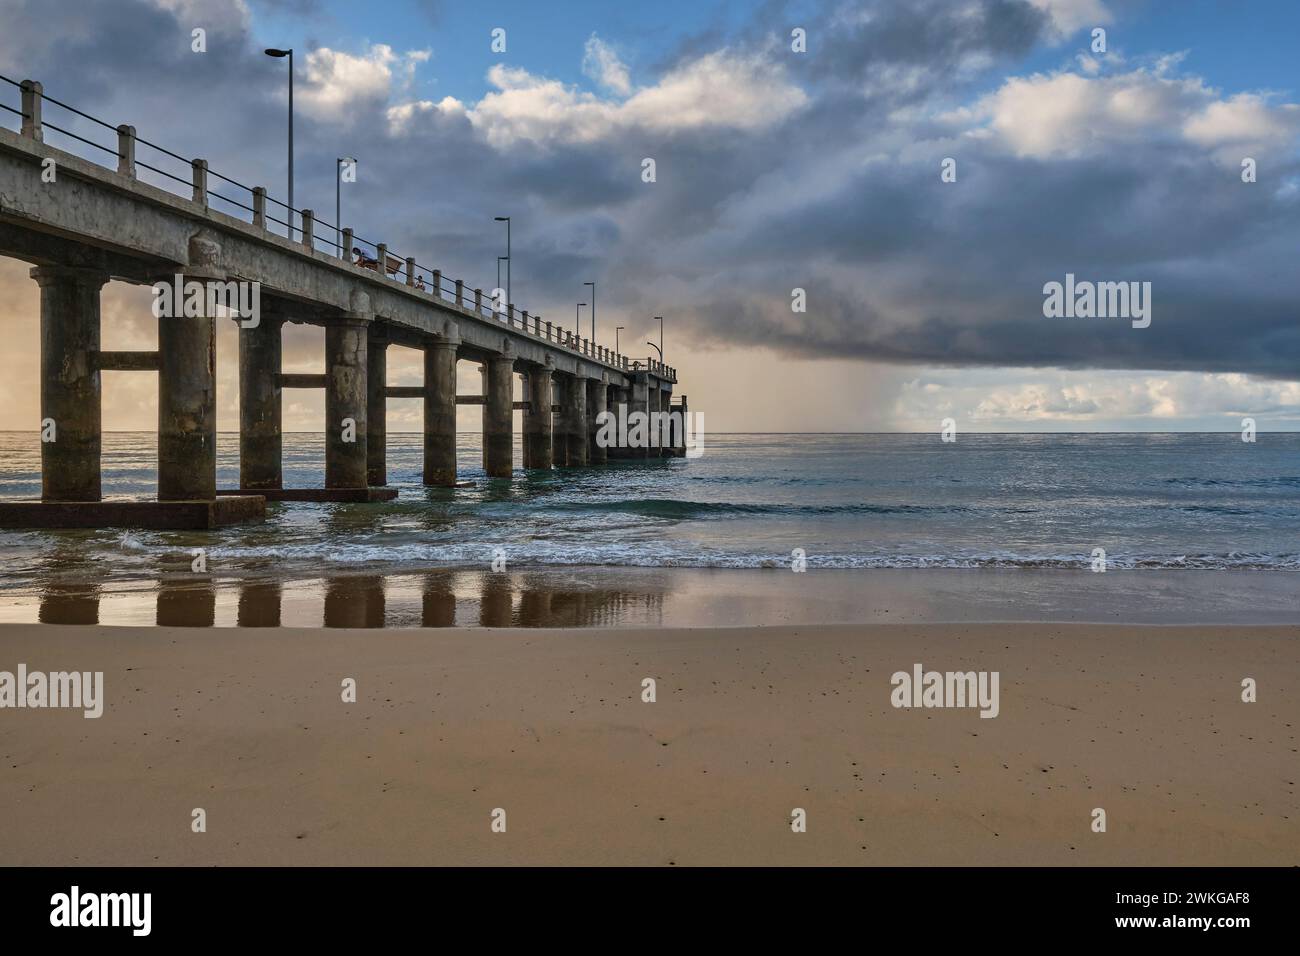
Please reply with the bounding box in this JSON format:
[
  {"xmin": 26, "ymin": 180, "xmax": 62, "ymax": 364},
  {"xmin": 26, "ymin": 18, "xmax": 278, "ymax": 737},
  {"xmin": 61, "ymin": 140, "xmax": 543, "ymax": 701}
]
[
  {"xmin": 324, "ymin": 317, "xmax": 368, "ymax": 490},
  {"xmin": 423, "ymin": 336, "xmax": 458, "ymax": 486},
  {"xmin": 367, "ymin": 328, "xmax": 388, "ymax": 486},
  {"xmin": 523, "ymin": 363, "xmax": 553, "ymax": 470},
  {"xmin": 158, "ymin": 297, "xmax": 217, "ymax": 501},
  {"xmin": 629, "ymin": 373, "xmax": 650, "ymax": 459},
  {"xmin": 483, "ymin": 354, "xmax": 515, "ymax": 478},
  {"xmin": 32, "ymin": 266, "xmax": 106, "ymax": 502},
  {"xmin": 559, "ymin": 373, "xmax": 589, "ymax": 467},
  {"xmin": 238, "ymin": 315, "xmax": 283, "ymax": 490},
  {"xmin": 649, "ymin": 382, "xmax": 665, "ymax": 458},
  {"xmin": 587, "ymin": 374, "xmax": 609, "ymax": 464}
]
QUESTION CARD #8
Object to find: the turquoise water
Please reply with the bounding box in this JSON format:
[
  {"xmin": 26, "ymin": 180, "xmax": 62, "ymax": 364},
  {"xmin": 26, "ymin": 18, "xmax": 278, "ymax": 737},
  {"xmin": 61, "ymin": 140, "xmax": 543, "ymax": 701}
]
[{"xmin": 0, "ymin": 431, "xmax": 1298, "ymax": 591}]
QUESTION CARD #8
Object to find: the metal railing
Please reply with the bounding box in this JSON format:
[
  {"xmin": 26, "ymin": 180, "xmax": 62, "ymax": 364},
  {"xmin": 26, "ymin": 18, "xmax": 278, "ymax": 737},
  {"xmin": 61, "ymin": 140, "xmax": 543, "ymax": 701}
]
[{"xmin": 0, "ymin": 73, "xmax": 678, "ymax": 382}]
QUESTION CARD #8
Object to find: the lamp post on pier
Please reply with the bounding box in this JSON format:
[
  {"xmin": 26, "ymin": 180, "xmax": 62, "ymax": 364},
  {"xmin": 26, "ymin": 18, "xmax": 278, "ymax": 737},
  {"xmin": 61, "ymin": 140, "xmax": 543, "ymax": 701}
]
[
  {"xmin": 336, "ymin": 156, "xmax": 356, "ymax": 258},
  {"xmin": 264, "ymin": 48, "xmax": 294, "ymax": 239},
  {"xmin": 493, "ymin": 216, "xmax": 511, "ymax": 306},
  {"xmin": 584, "ymin": 281, "xmax": 595, "ymax": 342}
]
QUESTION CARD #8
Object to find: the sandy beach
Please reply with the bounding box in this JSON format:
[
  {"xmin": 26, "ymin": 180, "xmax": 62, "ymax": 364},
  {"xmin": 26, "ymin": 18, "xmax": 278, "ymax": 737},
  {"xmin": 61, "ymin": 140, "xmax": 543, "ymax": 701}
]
[{"xmin": 1, "ymin": 621, "xmax": 1294, "ymax": 866}]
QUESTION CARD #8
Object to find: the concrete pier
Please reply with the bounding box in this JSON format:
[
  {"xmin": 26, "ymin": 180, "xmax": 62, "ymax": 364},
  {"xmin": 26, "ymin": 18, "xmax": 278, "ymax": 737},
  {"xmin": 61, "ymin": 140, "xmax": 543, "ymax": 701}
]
[
  {"xmin": 423, "ymin": 339, "xmax": 458, "ymax": 486},
  {"xmin": 324, "ymin": 317, "xmax": 368, "ymax": 490},
  {"xmin": 483, "ymin": 354, "xmax": 515, "ymax": 478},
  {"xmin": 0, "ymin": 96, "xmax": 689, "ymax": 528},
  {"xmin": 32, "ymin": 266, "xmax": 106, "ymax": 501},
  {"xmin": 158, "ymin": 299, "xmax": 217, "ymax": 501},
  {"xmin": 238, "ymin": 315, "xmax": 283, "ymax": 490},
  {"xmin": 523, "ymin": 364, "xmax": 553, "ymax": 469},
  {"xmin": 559, "ymin": 373, "xmax": 589, "ymax": 467},
  {"xmin": 587, "ymin": 374, "xmax": 608, "ymax": 465},
  {"xmin": 367, "ymin": 328, "xmax": 388, "ymax": 486}
]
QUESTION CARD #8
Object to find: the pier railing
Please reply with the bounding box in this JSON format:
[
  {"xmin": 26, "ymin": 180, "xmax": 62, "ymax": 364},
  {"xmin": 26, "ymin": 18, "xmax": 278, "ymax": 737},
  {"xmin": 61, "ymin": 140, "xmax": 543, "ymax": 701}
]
[{"xmin": 0, "ymin": 74, "xmax": 677, "ymax": 382}]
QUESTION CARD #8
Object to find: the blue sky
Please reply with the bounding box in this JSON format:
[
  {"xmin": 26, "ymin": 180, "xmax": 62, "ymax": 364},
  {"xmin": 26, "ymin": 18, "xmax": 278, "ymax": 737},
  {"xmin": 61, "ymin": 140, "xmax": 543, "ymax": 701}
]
[{"xmin": 251, "ymin": 0, "xmax": 1300, "ymax": 106}]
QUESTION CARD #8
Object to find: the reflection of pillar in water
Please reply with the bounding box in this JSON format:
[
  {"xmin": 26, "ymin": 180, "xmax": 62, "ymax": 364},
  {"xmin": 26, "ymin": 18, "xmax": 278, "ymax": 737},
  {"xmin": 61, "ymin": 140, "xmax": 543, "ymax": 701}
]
[
  {"xmin": 421, "ymin": 572, "xmax": 457, "ymax": 627},
  {"xmin": 518, "ymin": 583, "xmax": 553, "ymax": 627},
  {"xmin": 478, "ymin": 574, "xmax": 513, "ymax": 627},
  {"xmin": 237, "ymin": 579, "xmax": 282, "ymax": 627},
  {"xmin": 38, "ymin": 580, "xmax": 101, "ymax": 625},
  {"xmin": 156, "ymin": 576, "xmax": 216, "ymax": 627},
  {"xmin": 323, "ymin": 576, "xmax": 386, "ymax": 628}
]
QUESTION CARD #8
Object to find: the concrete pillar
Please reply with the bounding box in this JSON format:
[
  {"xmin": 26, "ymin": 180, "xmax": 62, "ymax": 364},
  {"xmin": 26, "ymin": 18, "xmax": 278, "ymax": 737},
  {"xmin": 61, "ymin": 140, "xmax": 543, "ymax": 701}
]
[
  {"xmin": 523, "ymin": 365, "xmax": 553, "ymax": 470},
  {"xmin": 606, "ymin": 386, "xmax": 630, "ymax": 460},
  {"xmin": 587, "ymin": 375, "xmax": 608, "ymax": 464},
  {"xmin": 648, "ymin": 381, "xmax": 664, "ymax": 457},
  {"xmin": 560, "ymin": 374, "xmax": 589, "ymax": 467},
  {"xmin": 32, "ymin": 266, "xmax": 106, "ymax": 502},
  {"xmin": 367, "ymin": 328, "xmax": 387, "ymax": 486},
  {"xmin": 483, "ymin": 354, "xmax": 514, "ymax": 478},
  {"xmin": 630, "ymin": 373, "xmax": 650, "ymax": 460},
  {"xmin": 423, "ymin": 339, "xmax": 458, "ymax": 486},
  {"xmin": 324, "ymin": 317, "xmax": 368, "ymax": 489},
  {"xmin": 158, "ymin": 298, "xmax": 217, "ymax": 501},
  {"xmin": 238, "ymin": 315, "xmax": 282, "ymax": 490}
]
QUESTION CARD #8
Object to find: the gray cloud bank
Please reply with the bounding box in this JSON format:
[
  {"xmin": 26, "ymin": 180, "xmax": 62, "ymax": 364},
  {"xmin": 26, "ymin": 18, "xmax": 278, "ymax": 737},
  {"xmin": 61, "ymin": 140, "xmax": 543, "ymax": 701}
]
[{"xmin": 1, "ymin": 0, "xmax": 1297, "ymax": 378}]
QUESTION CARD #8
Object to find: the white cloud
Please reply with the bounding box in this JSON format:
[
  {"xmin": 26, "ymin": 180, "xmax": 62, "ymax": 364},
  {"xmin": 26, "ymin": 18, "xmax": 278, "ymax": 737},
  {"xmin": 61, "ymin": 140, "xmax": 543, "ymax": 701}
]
[
  {"xmin": 893, "ymin": 369, "xmax": 1300, "ymax": 429},
  {"xmin": 298, "ymin": 44, "xmax": 432, "ymax": 119},
  {"xmin": 1183, "ymin": 93, "xmax": 1300, "ymax": 150},
  {"xmin": 468, "ymin": 50, "xmax": 807, "ymax": 148},
  {"xmin": 961, "ymin": 65, "xmax": 1300, "ymax": 162},
  {"xmin": 385, "ymin": 96, "xmax": 465, "ymax": 135},
  {"xmin": 582, "ymin": 34, "xmax": 631, "ymax": 96}
]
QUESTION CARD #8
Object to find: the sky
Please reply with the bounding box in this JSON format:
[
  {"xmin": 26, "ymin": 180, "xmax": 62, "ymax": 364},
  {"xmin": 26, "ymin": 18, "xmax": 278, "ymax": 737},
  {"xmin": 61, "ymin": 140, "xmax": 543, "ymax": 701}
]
[{"xmin": 1, "ymin": 0, "xmax": 1298, "ymax": 432}]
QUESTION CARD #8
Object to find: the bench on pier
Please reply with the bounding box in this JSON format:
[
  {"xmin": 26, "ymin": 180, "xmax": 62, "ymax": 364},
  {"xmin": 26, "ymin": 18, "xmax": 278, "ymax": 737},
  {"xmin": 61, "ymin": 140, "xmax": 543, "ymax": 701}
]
[{"xmin": 355, "ymin": 253, "xmax": 403, "ymax": 277}]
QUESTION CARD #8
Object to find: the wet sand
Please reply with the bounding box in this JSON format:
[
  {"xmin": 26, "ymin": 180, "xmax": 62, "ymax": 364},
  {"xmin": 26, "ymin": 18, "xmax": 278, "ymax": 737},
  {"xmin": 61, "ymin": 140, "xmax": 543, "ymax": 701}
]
[
  {"xmin": 2, "ymin": 567, "xmax": 1298, "ymax": 628},
  {"xmin": 1, "ymin": 621, "xmax": 1295, "ymax": 865}
]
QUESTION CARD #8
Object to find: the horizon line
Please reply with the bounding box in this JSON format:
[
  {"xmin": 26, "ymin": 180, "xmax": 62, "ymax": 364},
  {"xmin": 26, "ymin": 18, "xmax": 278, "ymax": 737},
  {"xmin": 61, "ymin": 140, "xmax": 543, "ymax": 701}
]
[{"xmin": 2, "ymin": 429, "xmax": 1299, "ymax": 436}]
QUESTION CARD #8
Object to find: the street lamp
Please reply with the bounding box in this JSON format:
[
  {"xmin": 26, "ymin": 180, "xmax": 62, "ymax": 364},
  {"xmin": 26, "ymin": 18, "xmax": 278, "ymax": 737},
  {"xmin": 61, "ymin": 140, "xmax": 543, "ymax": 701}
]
[
  {"xmin": 575, "ymin": 302, "xmax": 587, "ymax": 337},
  {"xmin": 264, "ymin": 48, "xmax": 294, "ymax": 239},
  {"xmin": 584, "ymin": 281, "xmax": 595, "ymax": 341},
  {"xmin": 336, "ymin": 156, "xmax": 356, "ymax": 258},
  {"xmin": 615, "ymin": 325, "xmax": 625, "ymax": 355},
  {"xmin": 493, "ymin": 216, "xmax": 510, "ymax": 305},
  {"xmin": 654, "ymin": 315, "xmax": 664, "ymax": 360},
  {"xmin": 497, "ymin": 256, "xmax": 509, "ymax": 312}
]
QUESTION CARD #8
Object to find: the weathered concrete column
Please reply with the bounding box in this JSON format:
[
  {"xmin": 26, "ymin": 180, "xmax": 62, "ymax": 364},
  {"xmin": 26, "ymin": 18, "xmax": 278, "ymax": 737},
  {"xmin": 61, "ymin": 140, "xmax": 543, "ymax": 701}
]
[
  {"xmin": 367, "ymin": 327, "xmax": 388, "ymax": 486},
  {"xmin": 32, "ymin": 266, "xmax": 107, "ymax": 502},
  {"xmin": 158, "ymin": 303, "xmax": 217, "ymax": 501},
  {"xmin": 559, "ymin": 373, "xmax": 589, "ymax": 467},
  {"xmin": 423, "ymin": 331, "xmax": 458, "ymax": 486},
  {"xmin": 483, "ymin": 352, "xmax": 515, "ymax": 478},
  {"xmin": 158, "ymin": 235, "xmax": 224, "ymax": 501},
  {"xmin": 238, "ymin": 314, "xmax": 282, "ymax": 490},
  {"xmin": 523, "ymin": 362, "xmax": 553, "ymax": 470},
  {"xmin": 587, "ymin": 374, "xmax": 608, "ymax": 464},
  {"xmin": 324, "ymin": 316, "xmax": 368, "ymax": 489},
  {"xmin": 648, "ymin": 380, "xmax": 664, "ymax": 457},
  {"xmin": 630, "ymin": 372, "xmax": 651, "ymax": 460},
  {"xmin": 606, "ymin": 385, "xmax": 631, "ymax": 460}
]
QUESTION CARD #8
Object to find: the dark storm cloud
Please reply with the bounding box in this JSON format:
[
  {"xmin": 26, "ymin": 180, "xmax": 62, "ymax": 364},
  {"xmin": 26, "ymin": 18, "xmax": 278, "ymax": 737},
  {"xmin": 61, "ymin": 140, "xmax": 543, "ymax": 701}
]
[{"xmin": 1, "ymin": 0, "xmax": 1297, "ymax": 378}]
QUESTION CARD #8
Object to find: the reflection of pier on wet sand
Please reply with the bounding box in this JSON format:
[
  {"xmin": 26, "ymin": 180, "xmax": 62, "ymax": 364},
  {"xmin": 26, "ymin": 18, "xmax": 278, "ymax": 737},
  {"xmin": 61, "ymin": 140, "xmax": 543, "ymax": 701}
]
[
  {"xmin": 24, "ymin": 569, "xmax": 667, "ymax": 629},
  {"xmin": 9, "ymin": 567, "xmax": 1300, "ymax": 630}
]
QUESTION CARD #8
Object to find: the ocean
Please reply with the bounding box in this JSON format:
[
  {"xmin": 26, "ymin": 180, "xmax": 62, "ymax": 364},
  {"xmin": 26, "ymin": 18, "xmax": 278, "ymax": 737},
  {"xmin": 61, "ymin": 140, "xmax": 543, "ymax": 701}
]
[{"xmin": 1, "ymin": 431, "xmax": 1298, "ymax": 587}]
